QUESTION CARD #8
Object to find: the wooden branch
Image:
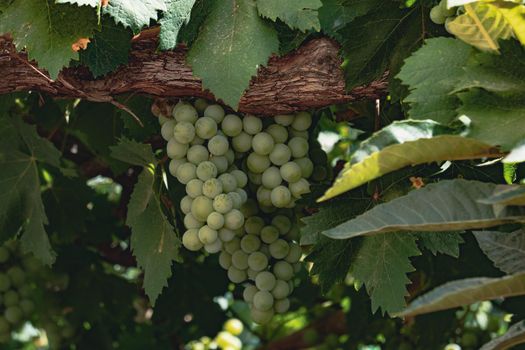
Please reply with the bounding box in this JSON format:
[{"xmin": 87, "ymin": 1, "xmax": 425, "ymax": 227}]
[{"xmin": 0, "ymin": 35, "xmax": 388, "ymax": 115}]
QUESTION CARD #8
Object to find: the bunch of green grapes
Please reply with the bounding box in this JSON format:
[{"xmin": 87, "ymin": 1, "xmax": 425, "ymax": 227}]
[
  {"xmin": 186, "ymin": 318, "xmax": 244, "ymax": 350},
  {"xmin": 430, "ymin": 0, "xmax": 456, "ymax": 25}
]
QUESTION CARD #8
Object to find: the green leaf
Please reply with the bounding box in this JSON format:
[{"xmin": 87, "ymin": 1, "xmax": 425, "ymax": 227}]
[
  {"xmin": 474, "ymin": 229, "xmax": 525, "ymax": 274},
  {"xmin": 478, "ymin": 185, "xmax": 525, "ymax": 206},
  {"xmin": 504, "ymin": 140, "xmax": 525, "ymax": 163},
  {"xmin": 256, "ymin": 0, "xmax": 322, "ymax": 32},
  {"xmin": 80, "ymin": 18, "xmax": 133, "ymax": 77},
  {"xmin": 318, "ymin": 0, "xmax": 380, "ymax": 37},
  {"xmin": 397, "ymin": 38, "xmax": 473, "ymax": 123},
  {"xmin": 56, "ymin": 0, "xmax": 99, "ymax": 6},
  {"xmin": 418, "ymin": 232, "xmax": 464, "ymax": 258},
  {"xmin": 496, "ymin": 2, "xmax": 525, "ymax": 45},
  {"xmin": 177, "ymin": 0, "xmax": 214, "ymax": 45},
  {"xmin": 351, "ymin": 232, "xmax": 421, "ymax": 315},
  {"xmin": 103, "ymin": 0, "xmax": 168, "ymax": 33},
  {"xmin": 319, "ymin": 120, "xmax": 499, "ymax": 201},
  {"xmin": 187, "ymin": 0, "xmax": 279, "ymax": 109},
  {"xmin": 110, "ymin": 138, "xmax": 158, "ymax": 167},
  {"xmin": 159, "ymin": 0, "xmax": 197, "ymax": 50},
  {"xmin": 323, "ymin": 180, "xmax": 525, "ymax": 239},
  {"xmin": 0, "ymin": 0, "xmax": 98, "ymax": 79},
  {"xmin": 480, "ymin": 320, "xmax": 525, "ymax": 350},
  {"xmin": 397, "ymin": 272, "xmax": 525, "ymax": 317}
]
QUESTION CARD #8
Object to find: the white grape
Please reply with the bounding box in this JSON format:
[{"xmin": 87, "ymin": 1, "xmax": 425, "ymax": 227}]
[
  {"xmin": 295, "ymin": 157, "xmax": 314, "ymax": 178},
  {"xmin": 222, "ymin": 114, "xmax": 243, "ymax": 137},
  {"xmin": 204, "ymin": 104, "xmax": 225, "ymax": 123},
  {"xmin": 167, "ymin": 139, "xmax": 189, "ymax": 159},
  {"xmin": 289, "ymin": 129, "xmax": 308, "ymax": 139},
  {"xmin": 232, "ymin": 132, "xmax": 252, "ymax": 153},
  {"xmin": 269, "ymin": 239, "xmax": 290, "ymax": 259},
  {"xmin": 247, "ymin": 252, "xmax": 268, "ymax": 272},
  {"xmin": 218, "ymin": 173, "xmax": 237, "ymax": 193},
  {"xmin": 186, "ymin": 179, "xmax": 203, "ymax": 198},
  {"xmin": 216, "ymin": 331, "xmax": 242, "ymax": 350},
  {"xmin": 173, "ymin": 121, "xmax": 196, "ymax": 144},
  {"xmin": 225, "ymin": 149, "xmax": 235, "ymax": 165},
  {"xmin": 266, "ymin": 124, "xmax": 288, "ymax": 144},
  {"xmin": 271, "ymin": 280, "xmax": 290, "ymax": 299},
  {"xmin": 202, "ymin": 178, "xmax": 223, "ymax": 199},
  {"xmin": 273, "ymin": 261, "xmax": 293, "ymax": 280},
  {"xmin": 187, "ymin": 145, "xmax": 209, "ymax": 164},
  {"xmin": 243, "ymin": 284, "xmax": 258, "ymax": 303},
  {"xmin": 252, "ymin": 132, "xmax": 275, "ymax": 155},
  {"xmin": 271, "ymin": 215, "xmax": 292, "ymax": 235},
  {"xmin": 232, "ymin": 250, "xmax": 249, "ymax": 270},
  {"xmin": 219, "ymin": 228, "xmax": 235, "ymax": 242},
  {"xmin": 224, "ymin": 238, "xmax": 241, "ymax": 254},
  {"xmin": 244, "ymin": 216, "xmax": 264, "ymax": 235},
  {"xmin": 161, "ymin": 120, "xmax": 176, "ymax": 141},
  {"xmin": 219, "ymin": 252, "xmax": 232, "ymax": 270},
  {"xmin": 262, "ymin": 167, "xmax": 282, "ymax": 189},
  {"xmin": 213, "ymin": 194, "xmax": 233, "ymax": 214},
  {"xmin": 240, "ymin": 234, "xmax": 261, "ymax": 254},
  {"xmin": 269, "ymin": 144, "xmax": 292, "ymax": 166},
  {"xmin": 274, "ymin": 298, "xmax": 290, "ymax": 314},
  {"xmin": 205, "ymin": 239, "xmax": 222, "ymax": 255},
  {"xmin": 174, "ymin": 104, "xmax": 198, "ymax": 123},
  {"xmin": 236, "ymin": 188, "xmax": 248, "ymax": 203},
  {"xmin": 289, "ymin": 178, "xmax": 310, "ymax": 198},
  {"xmin": 256, "ymin": 186, "xmax": 272, "ymax": 207},
  {"xmin": 288, "ymin": 137, "xmax": 309, "ymax": 158},
  {"xmin": 248, "ymin": 172, "xmax": 262, "ymax": 185},
  {"xmin": 191, "ymin": 136, "xmax": 205, "ymax": 145},
  {"xmin": 195, "ymin": 117, "xmax": 218, "ymax": 139},
  {"xmin": 250, "ymin": 307, "xmax": 274, "ymax": 324},
  {"xmin": 224, "ymin": 209, "xmax": 244, "ymax": 230},
  {"xmin": 285, "ymin": 243, "xmax": 302, "ymax": 263},
  {"xmin": 183, "ymin": 229, "xmax": 203, "ymax": 251},
  {"xmin": 228, "ymin": 192, "xmax": 243, "ymax": 209},
  {"xmin": 241, "ymin": 199, "xmax": 259, "ymax": 218},
  {"xmin": 247, "ymin": 153, "xmax": 270, "ymax": 174},
  {"xmin": 196, "ymin": 161, "xmax": 218, "ymax": 181},
  {"xmin": 253, "ymin": 290, "xmax": 274, "ymax": 311},
  {"xmin": 158, "ymin": 114, "xmax": 171, "ymax": 126},
  {"xmin": 247, "ymin": 268, "xmax": 258, "ymax": 281},
  {"xmin": 280, "ymin": 162, "xmax": 302, "ymax": 183},
  {"xmin": 227, "ymin": 266, "xmax": 247, "ymax": 283},
  {"xmin": 198, "ymin": 225, "xmax": 218, "ymax": 245},
  {"xmin": 180, "ymin": 196, "xmax": 193, "ymax": 215},
  {"xmin": 291, "ymin": 111, "xmax": 312, "ymax": 131},
  {"xmin": 207, "ymin": 212, "xmax": 224, "ymax": 230},
  {"xmin": 243, "ymin": 115, "xmax": 262, "ymax": 135},
  {"xmin": 271, "ymin": 186, "xmax": 292, "ymax": 208},
  {"xmin": 231, "ymin": 170, "xmax": 248, "ymax": 188},
  {"xmin": 184, "ymin": 213, "xmax": 204, "ymax": 229},
  {"xmin": 255, "ymin": 271, "xmax": 276, "ymax": 291},
  {"xmin": 260, "ymin": 226, "xmax": 279, "ymax": 244},
  {"xmin": 194, "ymin": 98, "xmax": 209, "ymax": 114},
  {"xmin": 169, "ymin": 158, "xmax": 186, "ymax": 177},
  {"xmin": 191, "ymin": 196, "xmax": 214, "ymax": 222},
  {"xmin": 4, "ymin": 291, "xmax": 19, "ymax": 307},
  {"xmin": 274, "ymin": 114, "xmax": 294, "ymax": 126},
  {"xmin": 208, "ymin": 135, "xmax": 229, "ymax": 156},
  {"xmin": 210, "ymin": 156, "xmax": 228, "ymax": 173}
]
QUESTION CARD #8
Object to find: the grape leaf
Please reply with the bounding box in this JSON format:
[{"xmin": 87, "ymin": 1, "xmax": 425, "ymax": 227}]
[
  {"xmin": 474, "ymin": 229, "xmax": 525, "ymax": 274},
  {"xmin": 0, "ymin": 0, "xmax": 98, "ymax": 79},
  {"xmin": 478, "ymin": 185, "xmax": 525, "ymax": 206},
  {"xmin": 480, "ymin": 320, "xmax": 525, "ymax": 350},
  {"xmin": 109, "ymin": 138, "xmax": 158, "ymax": 166},
  {"xmin": 351, "ymin": 232, "xmax": 421, "ymax": 315},
  {"xmin": 103, "ymin": 0, "xmax": 168, "ymax": 33},
  {"xmin": 418, "ymin": 232, "xmax": 464, "ymax": 258},
  {"xmin": 318, "ymin": 0, "xmax": 380, "ymax": 37},
  {"xmin": 177, "ymin": 0, "xmax": 214, "ymax": 45},
  {"xmin": 187, "ymin": 0, "xmax": 279, "ymax": 109},
  {"xmin": 80, "ymin": 18, "xmax": 133, "ymax": 77},
  {"xmin": 256, "ymin": 0, "xmax": 322, "ymax": 32},
  {"xmin": 56, "ymin": 0, "xmax": 99, "ymax": 6},
  {"xmin": 159, "ymin": 0, "xmax": 197, "ymax": 50}
]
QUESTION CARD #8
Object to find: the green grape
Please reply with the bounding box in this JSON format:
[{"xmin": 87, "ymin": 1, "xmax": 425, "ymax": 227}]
[
  {"xmin": 184, "ymin": 213, "xmax": 204, "ymax": 229},
  {"xmin": 183, "ymin": 229, "xmax": 203, "ymax": 251},
  {"xmin": 219, "ymin": 228, "xmax": 235, "ymax": 242},
  {"xmin": 4, "ymin": 290, "xmax": 19, "ymax": 307},
  {"xmin": 236, "ymin": 188, "xmax": 248, "ymax": 203},
  {"xmin": 232, "ymin": 250, "xmax": 249, "ymax": 270},
  {"xmin": 244, "ymin": 216, "xmax": 265, "ymax": 235},
  {"xmin": 260, "ymin": 226, "xmax": 279, "ymax": 244},
  {"xmin": 219, "ymin": 173, "xmax": 237, "ymax": 193},
  {"xmin": 224, "ymin": 238, "xmax": 241, "ymax": 254},
  {"xmin": 285, "ymin": 226, "xmax": 300, "ymax": 241},
  {"xmin": 249, "ymin": 172, "xmax": 262, "ymax": 186},
  {"xmin": 18, "ymin": 284, "xmax": 32, "ymax": 298},
  {"xmin": 285, "ymin": 243, "xmax": 302, "ymax": 263},
  {"xmin": 255, "ymin": 271, "xmax": 276, "ymax": 291},
  {"xmin": 271, "ymin": 186, "xmax": 292, "ymax": 208},
  {"xmin": 232, "ymin": 132, "xmax": 252, "ymax": 153},
  {"xmin": 204, "ymin": 104, "xmax": 225, "ymax": 123},
  {"xmin": 0, "ymin": 274, "xmax": 10, "ymax": 292},
  {"xmin": 289, "ymin": 129, "xmax": 308, "ymax": 139},
  {"xmin": 247, "ymin": 268, "xmax": 258, "ymax": 281},
  {"xmin": 430, "ymin": 5, "xmax": 446, "ymax": 24},
  {"xmin": 210, "ymin": 156, "xmax": 228, "ymax": 173},
  {"xmin": 253, "ymin": 290, "xmax": 274, "ymax": 311},
  {"xmin": 194, "ymin": 117, "xmax": 217, "ymax": 140},
  {"xmin": 273, "ymin": 261, "xmax": 294, "ymax": 280},
  {"xmin": 243, "ymin": 115, "xmax": 263, "ymax": 135},
  {"xmin": 274, "ymin": 298, "xmax": 290, "ymax": 314},
  {"xmin": 231, "ymin": 170, "xmax": 248, "ymax": 188},
  {"xmin": 225, "ymin": 149, "xmax": 235, "ymax": 165},
  {"xmin": 186, "ymin": 179, "xmax": 203, "ymax": 198},
  {"xmin": 219, "ymin": 251, "xmax": 232, "ymax": 269},
  {"xmin": 280, "ymin": 162, "xmax": 302, "ymax": 183},
  {"xmin": 250, "ymin": 307, "xmax": 274, "ymax": 324},
  {"xmin": 216, "ymin": 331, "xmax": 242, "ymax": 350},
  {"xmin": 269, "ymin": 144, "xmax": 292, "ymax": 166},
  {"xmin": 194, "ymin": 98, "xmax": 209, "ymax": 114},
  {"xmin": 167, "ymin": 138, "xmax": 189, "ymax": 159},
  {"xmin": 198, "ymin": 225, "xmax": 218, "ymax": 245},
  {"xmin": 176, "ymin": 163, "xmax": 197, "ymax": 184},
  {"xmin": 0, "ymin": 317, "xmax": 9, "ymax": 333},
  {"xmin": 266, "ymin": 124, "xmax": 288, "ymax": 144},
  {"xmin": 241, "ymin": 199, "xmax": 259, "ymax": 218},
  {"xmin": 252, "ymin": 132, "xmax": 275, "ymax": 155},
  {"xmin": 256, "ymin": 186, "xmax": 272, "ymax": 207},
  {"xmin": 174, "ymin": 103, "xmax": 198, "ymax": 123},
  {"xmin": 191, "ymin": 136, "xmax": 205, "ymax": 145},
  {"xmin": 207, "ymin": 212, "xmax": 225, "ymax": 230},
  {"xmin": 191, "ymin": 196, "xmax": 214, "ymax": 222},
  {"xmin": 241, "ymin": 234, "xmax": 261, "ymax": 253},
  {"xmin": 0, "ymin": 247, "xmax": 9, "ymax": 263},
  {"xmin": 243, "ymin": 284, "xmax": 258, "ymax": 303},
  {"xmin": 259, "ymin": 244, "xmax": 271, "ymax": 258},
  {"xmin": 274, "ymin": 114, "xmax": 294, "ymax": 126},
  {"xmin": 213, "ymin": 194, "xmax": 234, "ymax": 214},
  {"xmin": 271, "ymin": 215, "xmax": 292, "ymax": 235},
  {"xmin": 19, "ymin": 299, "xmax": 34, "ymax": 314},
  {"xmin": 291, "ymin": 111, "xmax": 312, "ymax": 131},
  {"xmin": 271, "ymin": 280, "xmax": 290, "ymax": 299},
  {"xmin": 227, "ymin": 266, "xmax": 247, "ymax": 283},
  {"xmin": 247, "ymin": 153, "xmax": 270, "ymax": 174},
  {"xmin": 224, "ymin": 318, "xmax": 244, "ymax": 336},
  {"xmin": 222, "ymin": 114, "xmax": 243, "ymax": 137},
  {"xmin": 169, "ymin": 158, "xmax": 186, "ymax": 177},
  {"xmin": 158, "ymin": 114, "xmax": 170, "ymax": 126},
  {"xmin": 288, "ymin": 137, "xmax": 309, "ymax": 158},
  {"xmin": 289, "ymin": 178, "xmax": 310, "ymax": 198},
  {"xmin": 461, "ymin": 332, "xmax": 478, "ymax": 348},
  {"xmin": 208, "ymin": 135, "xmax": 229, "ymax": 156},
  {"xmin": 295, "ymin": 157, "xmax": 314, "ymax": 178},
  {"xmin": 311, "ymin": 165, "xmax": 327, "ymax": 181},
  {"xmin": 269, "ymin": 239, "xmax": 290, "ymax": 259},
  {"xmin": 262, "ymin": 167, "xmax": 283, "ymax": 189},
  {"xmin": 440, "ymin": 0, "xmax": 456, "ymax": 16},
  {"xmin": 228, "ymin": 192, "xmax": 243, "ymax": 209},
  {"xmin": 173, "ymin": 121, "xmax": 196, "ymax": 144},
  {"xmin": 202, "ymin": 178, "xmax": 223, "ymax": 199},
  {"xmin": 224, "ymin": 209, "xmax": 244, "ymax": 230},
  {"xmin": 444, "ymin": 344, "xmax": 461, "ymax": 350},
  {"xmin": 248, "ymin": 252, "xmax": 268, "ymax": 272},
  {"xmin": 187, "ymin": 145, "xmax": 209, "ymax": 164},
  {"xmin": 4, "ymin": 306, "xmax": 22, "ymax": 324},
  {"xmin": 196, "ymin": 161, "xmax": 218, "ymax": 181},
  {"xmin": 161, "ymin": 120, "xmax": 176, "ymax": 141},
  {"xmin": 204, "ymin": 239, "xmax": 222, "ymax": 254}
]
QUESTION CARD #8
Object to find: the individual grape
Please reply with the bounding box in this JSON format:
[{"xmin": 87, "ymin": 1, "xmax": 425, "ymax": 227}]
[
  {"xmin": 227, "ymin": 266, "xmax": 247, "ymax": 283},
  {"xmin": 19, "ymin": 299, "xmax": 34, "ymax": 314},
  {"xmin": 228, "ymin": 192, "xmax": 243, "ymax": 209},
  {"xmin": 285, "ymin": 243, "xmax": 302, "ymax": 263},
  {"xmin": 219, "ymin": 251, "xmax": 232, "ymax": 269},
  {"xmin": 251, "ymin": 307, "xmax": 274, "ymax": 324},
  {"xmin": 269, "ymin": 144, "xmax": 292, "ymax": 166},
  {"xmin": 240, "ymin": 234, "xmax": 261, "ymax": 254},
  {"xmin": 218, "ymin": 173, "xmax": 237, "ymax": 193},
  {"xmin": 174, "ymin": 104, "xmax": 198, "ymax": 123},
  {"xmin": 204, "ymin": 239, "xmax": 222, "ymax": 254},
  {"xmin": 18, "ymin": 285, "xmax": 32, "ymax": 298},
  {"xmin": 247, "ymin": 268, "xmax": 258, "ymax": 281},
  {"xmin": 293, "ymin": 262, "xmax": 302, "ymax": 273},
  {"xmin": 272, "ymin": 280, "xmax": 290, "ymax": 299},
  {"xmin": 191, "ymin": 136, "xmax": 205, "ymax": 145},
  {"xmin": 236, "ymin": 188, "xmax": 248, "ymax": 203},
  {"xmin": 244, "ymin": 216, "xmax": 264, "ymax": 235},
  {"xmin": 207, "ymin": 212, "xmax": 225, "ymax": 230},
  {"xmin": 0, "ymin": 248, "xmax": 10, "ymax": 264},
  {"xmin": 222, "ymin": 114, "xmax": 243, "ymax": 137},
  {"xmin": 224, "ymin": 209, "xmax": 244, "ymax": 230},
  {"xmin": 195, "ymin": 117, "xmax": 218, "ymax": 139},
  {"xmin": 243, "ymin": 284, "xmax": 258, "ymax": 303},
  {"xmin": 232, "ymin": 132, "xmax": 252, "ymax": 153},
  {"xmin": 4, "ymin": 306, "xmax": 22, "ymax": 324},
  {"xmin": 271, "ymin": 215, "xmax": 292, "ymax": 235},
  {"xmin": 213, "ymin": 194, "xmax": 234, "ymax": 214},
  {"xmin": 274, "ymin": 298, "xmax": 290, "ymax": 314},
  {"xmin": 280, "ymin": 162, "xmax": 302, "ymax": 183},
  {"xmin": 252, "ymin": 132, "xmax": 275, "ymax": 155},
  {"xmin": 289, "ymin": 128, "xmax": 308, "ymax": 139},
  {"xmin": 248, "ymin": 172, "xmax": 262, "ymax": 186},
  {"xmin": 186, "ymin": 179, "xmax": 203, "ymax": 198},
  {"xmin": 208, "ymin": 135, "xmax": 229, "ymax": 156},
  {"xmin": 269, "ymin": 239, "xmax": 290, "ymax": 259},
  {"xmin": 266, "ymin": 124, "xmax": 288, "ymax": 144},
  {"xmin": 231, "ymin": 170, "xmax": 248, "ymax": 188},
  {"xmin": 176, "ymin": 163, "xmax": 197, "ymax": 184},
  {"xmin": 274, "ymin": 114, "xmax": 294, "ymax": 126},
  {"xmin": 260, "ymin": 226, "xmax": 279, "ymax": 244},
  {"xmin": 248, "ymin": 252, "xmax": 268, "ymax": 272},
  {"xmin": 173, "ymin": 121, "xmax": 196, "ymax": 144},
  {"xmin": 216, "ymin": 331, "xmax": 242, "ymax": 350},
  {"xmin": 295, "ymin": 157, "xmax": 314, "ymax": 178},
  {"xmin": 255, "ymin": 271, "xmax": 276, "ymax": 291},
  {"xmin": 161, "ymin": 120, "xmax": 176, "ymax": 141},
  {"xmin": 273, "ymin": 261, "xmax": 294, "ymax": 281},
  {"xmin": 225, "ymin": 149, "xmax": 235, "ymax": 165},
  {"xmin": 210, "ymin": 156, "xmax": 228, "ymax": 173},
  {"xmin": 187, "ymin": 145, "xmax": 209, "ymax": 164},
  {"xmin": 204, "ymin": 104, "xmax": 225, "ymax": 123},
  {"xmin": 198, "ymin": 225, "xmax": 218, "ymax": 245},
  {"xmin": 289, "ymin": 178, "xmax": 310, "ymax": 198},
  {"xmin": 196, "ymin": 161, "xmax": 218, "ymax": 181},
  {"xmin": 262, "ymin": 167, "xmax": 283, "ymax": 189},
  {"xmin": 232, "ymin": 250, "xmax": 249, "ymax": 270},
  {"xmin": 3, "ymin": 290, "xmax": 19, "ymax": 307},
  {"xmin": 430, "ymin": 5, "xmax": 446, "ymax": 24},
  {"xmin": 247, "ymin": 153, "xmax": 270, "ymax": 174},
  {"xmin": 224, "ymin": 238, "xmax": 241, "ymax": 255},
  {"xmin": 194, "ymin": 98, "xmax": 209, "ymax": 114},
  {"xmin": 240, "ymin": 199, "xmax": 259, "ymax": 218},
  {"xmin": 202, "ymin": 178, "xmax": 223, "ymax": 199},
  {"xmin": 219, "ymin": 228, "xmax": 235, "ymax": 242},
  {"xmin": 7, "ymin": 268, "xmax": 24, "ymax": 286},
  {"xmin": 440, "ymin": 0, "xmax": 456, "ymax": 16},
  {"xmin": 253, "ymin": 291, "xmax": 274, "ymax": 311},
  {"xmin": 288, "ymin": 137, "xmax": 309, "ymax": 158},
  {"xmin": 224, "ymin": 318, "xmax": 244, "ymax": 336},
  {"xmin": 311, "ymin": 165, "xmax": 327, "ymax": 181},
  {"xmin": 184, "ymin": 213, "xmax": 204, "ymax": 229},
  {"xmin": 169, "ymin": 158, "xmax": 186, "ymax": 177},
  {"xmin": 271, "ymin": 186, "xmax": 292, "ymax": 208},
  {"xmin": 0, "ymin": 274, "xmax": 10, "ymax": 292},
  {"xmin": 256, "ymin": 187, "xmax": 272, "ymax": 207},
  {"xmin": 285, "ymin": 226, "xmax": 300, "ymax": 241},
  {"xmin": 167, "ymin": 139, "xmax": 189, "ymax": 159},
  {"xmin": 259, "ymin": 244, "xmax": 271, "ymax": 259},
  {"xmin": 191, "ymin": 196, "xmax": 214, "ymax": 222},
  {"xmin": 291, "ymin": 111, "xmax": 312, "ymax": 131},
  {"xmin": 243, "ymin": 115, "xmax": 263, "ymax": 135}
]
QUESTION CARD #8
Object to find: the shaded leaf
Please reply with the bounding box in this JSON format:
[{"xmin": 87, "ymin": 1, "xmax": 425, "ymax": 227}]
[
  {"xmin": 478, "ymin": 185, "xmax": 525, "ymax": 206},
  {"xmin": 318, "ymin": 0, "xmax": 380, "ymax": 37},
  {"xmin": 474, "ymin": 229, "xmax": 525, "ymax": 274},
  {"xmin": 103, "ymin": 0, "xmax": 168, "ymax": 33},
  {"xmin": 418, "ymin": 232, "xmax": 464, "ymax": 257},
  {"xmin": 159, "ymin": 0, "xmax": 197, "ymax": 50},
  {"xmin": 110, "ymin": 138, "xmax": 158, "ymax": 167},
  {"xmin": 480, "ymin": 320, "xmax": 525, "ymax": 350},
  {"xmin": 256, "ymin": 0, "xmax": 322, "ymax": 32}
]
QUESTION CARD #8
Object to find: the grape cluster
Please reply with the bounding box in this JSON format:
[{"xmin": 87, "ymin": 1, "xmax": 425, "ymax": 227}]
[
  {"xmin": 187, "ymin": 318, "xmax": 244, "ymax": 350},
  {"xmin": 160, "ymin": 99, "xmax": 328, "ymax": 324},
  {"xmin": 430, "ymin": 0, "xmax": 456, "ymax": 25}
]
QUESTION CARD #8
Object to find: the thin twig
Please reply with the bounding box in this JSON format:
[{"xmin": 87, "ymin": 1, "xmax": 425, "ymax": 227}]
[{"xmin": 110, "ymin": 99, "xmax": 144, "ymax": 127}]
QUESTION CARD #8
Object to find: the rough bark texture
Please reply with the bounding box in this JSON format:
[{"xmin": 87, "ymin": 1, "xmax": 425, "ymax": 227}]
[{"xmin": 0, "ymin": 35, "xmax": 388, "ymax": 115}]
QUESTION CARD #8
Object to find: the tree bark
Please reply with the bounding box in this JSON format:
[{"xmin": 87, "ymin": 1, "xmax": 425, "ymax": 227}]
[{"xmin": 0, "ymin": 34, "xmax": 388, "ymax": 115}]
